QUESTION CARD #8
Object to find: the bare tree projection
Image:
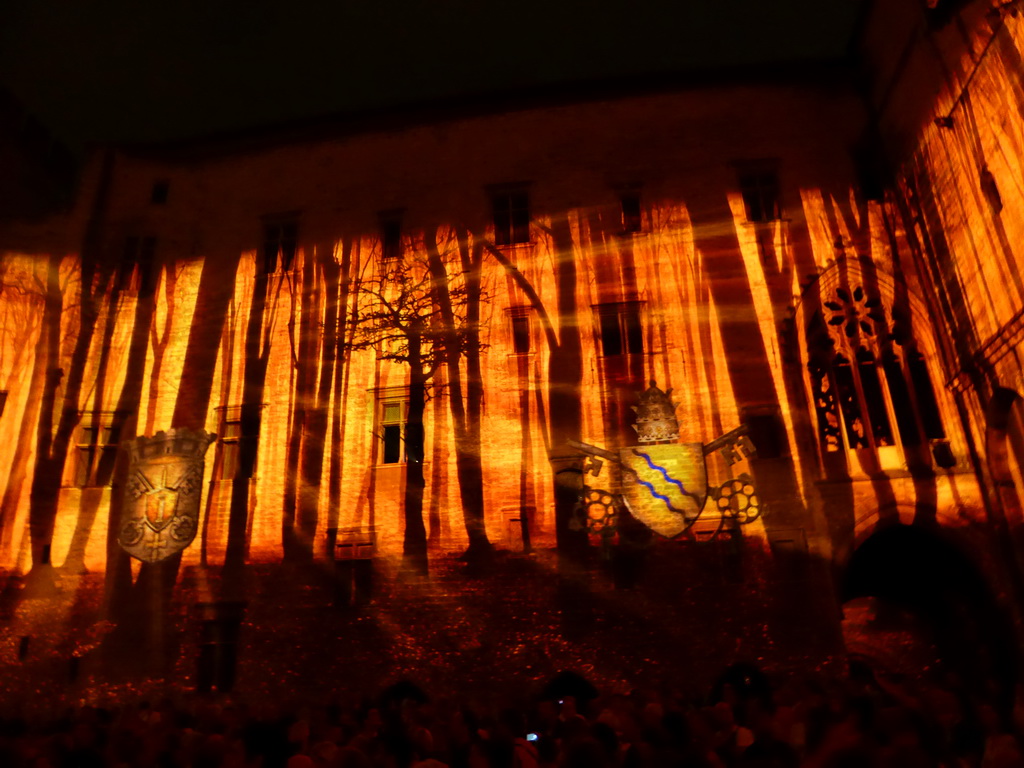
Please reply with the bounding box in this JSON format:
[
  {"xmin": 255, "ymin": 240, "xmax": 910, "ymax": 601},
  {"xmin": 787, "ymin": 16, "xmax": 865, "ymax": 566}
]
[
  {"xmin": 425, "ymin": 227, "xmax": 493, "ymax": 559},
  {"xmin": 342, "ymin": 244, "xmax": 458, "ymax": 573}
]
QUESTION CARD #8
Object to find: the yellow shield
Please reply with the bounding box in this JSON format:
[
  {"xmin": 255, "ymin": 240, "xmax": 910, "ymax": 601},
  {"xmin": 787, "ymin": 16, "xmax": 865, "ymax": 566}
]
[{"xmin": 620, "ymin": 443, "xmax": 707, "ymax": 538}]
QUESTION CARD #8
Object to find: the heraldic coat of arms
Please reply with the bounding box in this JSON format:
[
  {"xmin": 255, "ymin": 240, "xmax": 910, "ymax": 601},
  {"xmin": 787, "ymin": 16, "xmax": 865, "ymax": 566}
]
[
  {"xmin": 570, "ymin": 381, "xmax": 761, "ymax": 541},
  {"xmin": 118, "ymin": 428, "xmax": 215, "ymax": 563}
]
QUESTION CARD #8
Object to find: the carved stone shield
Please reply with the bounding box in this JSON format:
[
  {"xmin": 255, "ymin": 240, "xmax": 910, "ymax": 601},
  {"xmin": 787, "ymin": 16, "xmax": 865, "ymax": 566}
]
[
  {"xmin": 119, "ymin": 429, "xmax": 214, "ymax": 563},
  {"xmin": 619, "ymin": 443, "xmax": 708, "ymax": 538}
]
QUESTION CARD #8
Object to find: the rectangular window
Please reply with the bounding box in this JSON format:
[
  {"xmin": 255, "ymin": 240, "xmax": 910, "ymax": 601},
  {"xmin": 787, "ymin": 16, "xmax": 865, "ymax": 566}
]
[
  {"xmin": 378, "ymin": 395, "xmax": 408, "ymax": 465},
  {"xmin": 511, "ymin": 315, "xmax": 530, "ymax": 355},
  {"xmin": 508, "ymin": 307, "xmax": 532, "ymax": 355},
  {"xmin": 621, "ymin": 193, "xmax": 642, "ymax": 233},
  {"xmin": 599, "ymin": 312, "xmax": 623, "ymax": 357},
  {"xmin": 216, "ymin": 406, "xmax": 243, "ymax": 479},
  {"xmin": 492, "ymin": 190, "xmax": 530, "ymax": 246},
  {"xmin": 261, "ymin": 220, "xmax": 298, "ymax": 274},
  {"xmin": 381, "ymin": 216, "xmax": 402, "ymax": 263},
  {"xmin": 595, "ymin": 302, "xmax": 644, "ymax": 357},
  {"xmin": 738, "ymin": 166, "xmax": 781, "ymax": 223},
  {"xmin": 75, "ymin": 412, "xmax": 122, "ymax": 487}
]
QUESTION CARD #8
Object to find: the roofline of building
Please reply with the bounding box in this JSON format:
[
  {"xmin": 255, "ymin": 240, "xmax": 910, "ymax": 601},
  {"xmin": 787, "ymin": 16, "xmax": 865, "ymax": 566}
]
[{"xmin": 112, "ymin": 57, "xmax": 860, "ymax": 164}]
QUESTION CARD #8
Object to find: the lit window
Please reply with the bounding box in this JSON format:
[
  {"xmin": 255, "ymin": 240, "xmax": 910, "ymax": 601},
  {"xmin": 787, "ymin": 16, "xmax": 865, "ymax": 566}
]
[
  {"xmin": 75, "ymin": 412, "xmax": 122, "ymax": 487},
  {"xmin": 378, "ymin": 396, "xmax": 408, "ymax": 465},
  {"xmin": 216, "ymin": 406, "xmax": 243, "ymax": 479},
  {"xmin": 738, "ymin": 166, "xmax": 781, "ymax": 223},
  {"xmin": 261, "ymin": 219, "xmax": 298, "ymax": 274},
  {"xmin": 595, "ymin": 302, "xmax": 644, "ymax": 357},
  {"xmin": 492, "ymin": 189, "xmax": 530, "ymax": 246}
]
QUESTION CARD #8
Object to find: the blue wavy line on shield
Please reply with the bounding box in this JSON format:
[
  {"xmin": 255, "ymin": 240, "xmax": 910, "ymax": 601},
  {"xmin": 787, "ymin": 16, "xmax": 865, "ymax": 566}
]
[
  {"xmin": 631, "ymin": 449, "xmax": 694, "ymax": 499},
  {"xmin": 633, "ymin": 476, "xmax": 688, "ymax": 515}
]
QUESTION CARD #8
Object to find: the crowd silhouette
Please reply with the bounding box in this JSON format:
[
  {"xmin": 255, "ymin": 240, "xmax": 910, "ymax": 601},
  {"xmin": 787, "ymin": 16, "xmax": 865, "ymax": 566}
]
[{"xmin": 0, "ymin": 662, "xmax": 1021, "ymax": 767}]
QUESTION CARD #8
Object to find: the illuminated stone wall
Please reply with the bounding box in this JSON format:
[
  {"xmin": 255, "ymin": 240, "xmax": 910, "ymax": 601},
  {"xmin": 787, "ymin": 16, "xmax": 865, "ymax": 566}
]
[
  {"xmin": 854, "ymin": 0, "xmax": 1024, "ymax": 597},
  {"xmin": 0, "ymin": 67, "xmax": 997, "ymax": 592}
]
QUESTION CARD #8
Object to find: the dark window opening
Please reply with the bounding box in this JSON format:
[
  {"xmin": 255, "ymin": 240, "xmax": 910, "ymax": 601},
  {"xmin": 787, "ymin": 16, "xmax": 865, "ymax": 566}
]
[
  {"xmin": 378, "ymin": 397, "xmax": 408, "ymax": 465},
  {"xmin": 597, "ymin": 302, "xmax": 644, "ymax": 357},
  {"xmin": 381, "ymin": 218, "xmax": 402, "ymax": 263},
  {"xmin": 738, "ymin": 169, "xmax": 781, "ymax": 223},
  {"xmin": 599, "ymin": 312, "xmax": 623, "ymax": 357},
  {"xmin": 382, "ymin": 425, "xmax": 402, "ymax": 464},
  {"xmin": 150, "ymin": 180, "xmax": 169, "ymax": 205},
  {"xmin": 493, "ymin": 191, "xmax": 530, "ymax": 246},
  {"xmin": 262, "ymin": 221, "xmax": 298, "ymax": 274},
  {"xmin": 511, "ymin": 314, "xmax": 530, "ymax": 355},
  {"xmin": 621, "ymin": 194, "xmax": 642, "ymax": 233}
]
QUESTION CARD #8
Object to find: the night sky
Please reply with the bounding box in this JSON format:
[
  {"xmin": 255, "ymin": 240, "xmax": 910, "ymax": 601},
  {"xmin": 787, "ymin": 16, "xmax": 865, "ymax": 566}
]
[{"xmin": 1, "ymin": 1, "xmax": 863, "ymax": 151}]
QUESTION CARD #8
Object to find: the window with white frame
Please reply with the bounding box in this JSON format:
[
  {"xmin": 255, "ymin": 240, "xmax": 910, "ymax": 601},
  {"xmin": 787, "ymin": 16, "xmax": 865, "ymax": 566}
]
[{"xmin": 377, "ymin": 394, "xmax": 409, "ymax": 465}]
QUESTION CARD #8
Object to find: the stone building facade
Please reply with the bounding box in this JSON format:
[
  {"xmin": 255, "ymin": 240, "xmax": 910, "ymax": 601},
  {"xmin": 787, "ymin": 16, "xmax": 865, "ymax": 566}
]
[{"xmin": 0, "ymin": 0, "xmax": 1022, "ymax": 691}]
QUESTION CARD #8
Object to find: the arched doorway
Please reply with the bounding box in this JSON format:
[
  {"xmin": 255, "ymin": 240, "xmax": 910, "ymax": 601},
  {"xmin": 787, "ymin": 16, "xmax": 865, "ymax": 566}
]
[{"xmin": 841, "ymin": 524, "xmax": 1016, "ymax": 711}]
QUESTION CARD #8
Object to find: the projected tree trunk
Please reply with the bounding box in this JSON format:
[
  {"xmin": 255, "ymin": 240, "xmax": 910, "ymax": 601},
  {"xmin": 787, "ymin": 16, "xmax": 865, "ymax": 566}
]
[
  {"xmin": 483, "ymin": 212, "xmax": 588, "ymax": 561},
  {"xmin": 426, "ymin": 230, "xmax": 492, "ymax": 560},
  {"xmin": 344, "ymin": 251, "xmax": 448, "ymax": 573},
  {"xmin": 27, "ymin": 252, "xmax": 109, "ymax": 575}
]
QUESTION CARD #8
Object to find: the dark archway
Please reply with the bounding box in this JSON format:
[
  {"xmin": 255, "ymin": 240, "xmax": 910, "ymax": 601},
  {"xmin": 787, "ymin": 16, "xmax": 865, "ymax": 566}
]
[{"xmin": 842, "ymin": 523, "xmax": 1016, "ymax": 713}]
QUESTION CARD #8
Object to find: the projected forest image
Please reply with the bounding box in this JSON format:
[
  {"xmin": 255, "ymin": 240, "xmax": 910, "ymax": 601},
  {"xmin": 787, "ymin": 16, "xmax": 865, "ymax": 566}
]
[{"xmin": 1, "ymin": 1, "xmax": 1024, "ymax": 766}]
